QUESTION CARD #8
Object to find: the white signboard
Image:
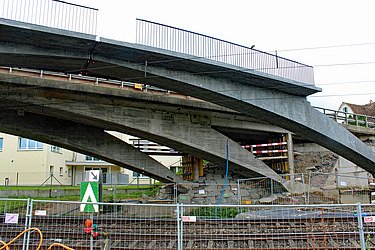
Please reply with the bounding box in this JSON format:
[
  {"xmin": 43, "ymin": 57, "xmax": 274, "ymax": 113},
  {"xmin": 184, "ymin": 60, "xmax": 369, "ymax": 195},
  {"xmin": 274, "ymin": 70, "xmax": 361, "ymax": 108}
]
[
  {"xmin": 364, "ymin": 216, "xmax": 375, "ymax": 223},
  {"xmin": 5, "ymin": 213, "xmax": 19, "ymax": 224},
  {"xmin": 35, "ymin": 210, "xmax": 47, "ymax": 216},
  {"xmin": 182, "ymin": 216, "xmax": 197, "ymax": 222}
]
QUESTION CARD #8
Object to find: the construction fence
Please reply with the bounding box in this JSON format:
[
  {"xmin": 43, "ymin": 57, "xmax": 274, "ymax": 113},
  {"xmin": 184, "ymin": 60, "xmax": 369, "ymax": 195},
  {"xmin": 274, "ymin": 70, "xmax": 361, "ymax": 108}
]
[{"xmin": 0, "ymin": 198, "xmax": 374, "ymax": 249}]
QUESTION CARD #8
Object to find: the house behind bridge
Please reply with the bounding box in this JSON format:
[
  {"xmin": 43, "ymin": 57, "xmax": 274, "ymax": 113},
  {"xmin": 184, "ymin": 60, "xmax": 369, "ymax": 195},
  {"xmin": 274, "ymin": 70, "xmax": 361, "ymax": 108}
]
[{"xmin": 0, "ymin": 132, "xmax": 181, "ymax": 186}]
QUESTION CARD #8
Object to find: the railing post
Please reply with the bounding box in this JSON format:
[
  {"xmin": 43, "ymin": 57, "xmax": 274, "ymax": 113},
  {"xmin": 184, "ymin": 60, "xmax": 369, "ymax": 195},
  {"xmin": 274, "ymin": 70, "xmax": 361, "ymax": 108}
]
[
  {"xmin": 356, "ymin": 114, "xmax": 359, "ymax": 126},
  {"xmin": 356, "ymin": 203, "xmax": 366, "ymax": 250}
]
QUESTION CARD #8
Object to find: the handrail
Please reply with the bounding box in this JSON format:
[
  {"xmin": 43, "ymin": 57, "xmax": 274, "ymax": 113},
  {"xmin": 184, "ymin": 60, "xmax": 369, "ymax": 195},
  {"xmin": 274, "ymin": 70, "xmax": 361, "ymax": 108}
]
[
  {"xmin": 0, "ymin": 66, "xmax": 178, "ymax": 95},
  {"xmin": 0, "ymin": 0, "xmax": 98, "ymax": 35},
  {"xmin": 314, "ymin": 106, "xmax": 375, "ymax": 128},
  {"xmin": 135, "ymin": 18, "xmax": 315, "ymax": 85}
]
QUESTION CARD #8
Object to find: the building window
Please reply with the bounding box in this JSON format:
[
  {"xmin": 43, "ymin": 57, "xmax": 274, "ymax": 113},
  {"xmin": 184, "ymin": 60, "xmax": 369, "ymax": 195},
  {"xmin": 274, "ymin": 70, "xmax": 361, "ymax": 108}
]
[
  {"xmin": 49, "ymin": 166, "xmax": 54, "ymax": 174},
  {"xmin": 85, "ymin": 155, "xmax": 101, "ymax": 161},
  {"xmin": 343, "ymin": 107, "xmax": 348, "ymax": 113},
  {"xmin": 133, "ymin": 172, "xmax": 148, "ymax": 178},
  {"xmin": 51, "ymin": 145, "xmax": 62, "ymax": 153},
  {"xmin": 18, "ymin": 138, "xmax": 43, "ymax": 150},
  {"xmin": 59, "ymin": 167, "xmax": 64, "ymax": 177},
  {"xmin": 0, "ymin": 138, "xmax": 3, "ymax": 151}
]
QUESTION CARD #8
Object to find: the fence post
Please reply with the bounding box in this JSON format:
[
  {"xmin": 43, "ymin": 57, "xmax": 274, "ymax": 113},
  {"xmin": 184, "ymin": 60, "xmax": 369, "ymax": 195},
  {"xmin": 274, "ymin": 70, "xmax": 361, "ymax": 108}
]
[
  {"xmin": 25, "ymin": 198, "xmax": 33, "ymax": 250},
  {"xmin": 270, "ymin": 179, "xmax": 274, "ymax": 205},
  {"xmin": 237, "ymin": 179, "xmax": 241, "ymax": 205},
  {"xmin": 176, "ymin": 203, "xmax": 183, "ymax": 250},
  {"xmin": 89, "ymin": 213, "xmax": 94, "ymax": 250},
  {"xmin": 356, "ymin": 203, "xmax": 366, "ymax": 250},
  {"xmin": 307, "ymin": 172, "xmax": 311, "ymax": 204}
]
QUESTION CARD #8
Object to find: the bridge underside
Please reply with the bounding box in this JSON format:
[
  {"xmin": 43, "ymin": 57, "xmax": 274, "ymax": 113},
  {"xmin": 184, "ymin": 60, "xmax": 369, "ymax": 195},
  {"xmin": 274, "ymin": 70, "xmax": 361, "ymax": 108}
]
[
  {"xmin": 0, "ymin": 77, "xmax": 284, "ymax": 184},
  {"xmin": 0, "ymin": 109, "xmax": 183, "ymax": 183},
  {"xmin": 0, "ymin": 19, "xmax": 374, "ymax": 176}
]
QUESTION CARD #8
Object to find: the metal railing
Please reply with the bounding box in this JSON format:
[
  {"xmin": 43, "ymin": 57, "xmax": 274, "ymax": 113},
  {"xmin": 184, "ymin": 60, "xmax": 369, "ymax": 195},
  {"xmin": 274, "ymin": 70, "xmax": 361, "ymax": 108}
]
[
  {"xmin": 0, "ymin": 0, "xmax": 98, "ymax": 35},
  {"xmin": 315, "ymin": 106, "xmax": 375, "ymax": 128},
  {"xmin": 0, "ymin": 66, "xmax": 179, "ymax": 95},
  {"xmin": 136, "ymin": 18, "xmax": 315, "ymax": 86}
]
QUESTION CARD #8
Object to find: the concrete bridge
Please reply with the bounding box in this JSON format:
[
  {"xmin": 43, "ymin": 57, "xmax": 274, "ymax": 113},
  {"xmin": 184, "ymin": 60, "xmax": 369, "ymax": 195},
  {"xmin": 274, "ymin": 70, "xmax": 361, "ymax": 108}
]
[
  {"xmin": 0, "ymin": 18, "xmax": 374, "ymax": 183},
  {"xmin": 0, "ymin": 67, "xmax": 288, "ymax": 184}
]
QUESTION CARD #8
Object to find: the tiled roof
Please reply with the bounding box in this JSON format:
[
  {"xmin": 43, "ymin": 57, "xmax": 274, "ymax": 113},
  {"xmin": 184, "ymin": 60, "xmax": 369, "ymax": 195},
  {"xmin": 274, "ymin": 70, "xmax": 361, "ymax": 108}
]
[{"xmin": 344, "ymin": 101, "xmax": 375, "ymax": 116}]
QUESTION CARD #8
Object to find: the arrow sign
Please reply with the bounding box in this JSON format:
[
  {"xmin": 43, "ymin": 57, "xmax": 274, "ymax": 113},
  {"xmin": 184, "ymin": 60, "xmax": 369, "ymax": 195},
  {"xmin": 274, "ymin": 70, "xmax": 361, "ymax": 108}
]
[
  {"xmin": 87, "ymin": 170, "xmax": 100, "ymax": 182},
  {"xmin": 91, "ymin": 172, "xmax": 98, "ymax": 181}
]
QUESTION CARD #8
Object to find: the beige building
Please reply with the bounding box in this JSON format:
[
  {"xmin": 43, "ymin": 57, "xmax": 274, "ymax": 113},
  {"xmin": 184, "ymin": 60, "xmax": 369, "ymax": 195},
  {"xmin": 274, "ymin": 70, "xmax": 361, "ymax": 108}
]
[{"xmin": 0, "ymin": 132, "xmax": 181, "ymax": 186}]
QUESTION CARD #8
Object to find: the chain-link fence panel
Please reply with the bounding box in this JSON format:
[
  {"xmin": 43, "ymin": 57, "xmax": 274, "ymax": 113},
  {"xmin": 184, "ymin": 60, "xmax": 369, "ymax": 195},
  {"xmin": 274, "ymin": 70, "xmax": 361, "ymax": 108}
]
[
  {"xmin": 0, "ymin": 198, "xmax": 30, "ymax": 248},
  {"xmin": 181, "ymin": 203, "xmax": 363, "ymax": 249}
]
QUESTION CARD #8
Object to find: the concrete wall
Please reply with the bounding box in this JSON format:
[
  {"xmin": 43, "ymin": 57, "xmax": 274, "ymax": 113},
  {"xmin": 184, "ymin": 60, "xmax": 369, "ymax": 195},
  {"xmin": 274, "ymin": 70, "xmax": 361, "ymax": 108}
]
[{"xmin": 294, "ymin": 141, "xmax": 373, "ymax": 188}]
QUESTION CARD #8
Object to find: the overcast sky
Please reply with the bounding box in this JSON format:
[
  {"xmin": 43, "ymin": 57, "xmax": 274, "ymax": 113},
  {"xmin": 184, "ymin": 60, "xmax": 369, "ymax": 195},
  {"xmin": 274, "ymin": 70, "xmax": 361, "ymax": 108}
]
[{"xmin": 70, "ymin": 0, "xmax": 375, "ymax": 110}]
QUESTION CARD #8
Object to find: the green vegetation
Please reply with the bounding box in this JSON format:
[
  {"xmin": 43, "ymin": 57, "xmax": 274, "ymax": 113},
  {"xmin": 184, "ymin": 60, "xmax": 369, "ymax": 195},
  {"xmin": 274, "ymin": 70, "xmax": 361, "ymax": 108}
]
[
  {"xmin": 348, "ymin": 115, "xmax": 367, "ymax": 127},
  {"xmin": 188, "ymin": 207, "xmax": 244, "ymax": 219},
  {"xmin": 1, "ymin": 184, "xmax": 161, "ymax": 202}
]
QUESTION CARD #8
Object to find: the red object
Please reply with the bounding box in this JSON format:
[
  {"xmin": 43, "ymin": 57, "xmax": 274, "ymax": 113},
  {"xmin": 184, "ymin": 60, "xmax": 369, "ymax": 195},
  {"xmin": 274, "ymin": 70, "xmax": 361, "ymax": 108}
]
[
  {"xmin": 84, "ymin": 219, "xmax": 93, "ymax": 227},
  {"xmin": 84, "ymin": 227, "xmax": 93, "ymax": 234},
  {"xmin": 92, "ymin": 232, "xmax": 99, "ymax": 238}
]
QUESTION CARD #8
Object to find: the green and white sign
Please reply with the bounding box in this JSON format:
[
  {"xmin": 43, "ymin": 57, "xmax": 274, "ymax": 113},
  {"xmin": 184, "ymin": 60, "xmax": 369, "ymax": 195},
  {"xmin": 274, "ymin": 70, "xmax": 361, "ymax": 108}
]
[{"xmin": 80, "ymin": 182, "xmax": 99, "ymax": 212}]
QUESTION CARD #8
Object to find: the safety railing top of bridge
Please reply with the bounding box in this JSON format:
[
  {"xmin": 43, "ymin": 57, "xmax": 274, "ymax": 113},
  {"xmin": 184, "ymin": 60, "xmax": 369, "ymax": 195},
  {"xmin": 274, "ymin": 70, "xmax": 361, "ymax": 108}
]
[
  {"xmin": 0, "ymin": 0, "xmax": 98, "ymax": 35},
  {"xmin": 315, "ymin": 106, "xmax": 375, "ymax": 128},
  {"xmin": 136, "ymin": 18, "xmax": 315, "ymax": 86}
]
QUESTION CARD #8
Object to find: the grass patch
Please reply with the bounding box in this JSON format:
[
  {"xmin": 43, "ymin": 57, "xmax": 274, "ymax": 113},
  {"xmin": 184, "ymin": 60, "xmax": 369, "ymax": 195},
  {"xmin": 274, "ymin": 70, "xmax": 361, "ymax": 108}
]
[{"xmin": 188, "ymin": 207, "xmax": 242, "ymax": 219}]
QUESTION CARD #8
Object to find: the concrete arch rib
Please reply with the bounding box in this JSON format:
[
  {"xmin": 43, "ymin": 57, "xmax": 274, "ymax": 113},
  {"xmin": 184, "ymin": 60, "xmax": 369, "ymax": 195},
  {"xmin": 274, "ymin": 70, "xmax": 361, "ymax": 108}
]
[
  {"xmin": 94, "ymin": 58, "xmax": 375, "ymax": 174},
  {"xmin": 0, "ymin": 109, "xmax": 182, "ymax": 183},
  {"xmin": 0, "ymin": 88, "xmax": 283, "ymax": 184}
]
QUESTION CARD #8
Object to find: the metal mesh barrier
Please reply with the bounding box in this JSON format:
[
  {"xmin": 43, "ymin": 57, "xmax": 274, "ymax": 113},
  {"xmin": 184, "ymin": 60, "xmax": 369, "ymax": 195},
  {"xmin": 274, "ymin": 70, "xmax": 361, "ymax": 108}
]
[
  {"xmin": 30, "ymin": 200, "xmax": 178, "ymax": 249},
  {"xmin": 0, "ymin": 199, "xmax": 373, "ymax": 249},
  {"xmin": 181, "ymin": 204, "xmax": 363, "ymax": 249},
  {"xmin": 0, "ymin": 198, "xmax": 29, "ymax": 248},
  {"xmin": 361, "ymin": 204, "xmax": 375, "ymax": 249}
]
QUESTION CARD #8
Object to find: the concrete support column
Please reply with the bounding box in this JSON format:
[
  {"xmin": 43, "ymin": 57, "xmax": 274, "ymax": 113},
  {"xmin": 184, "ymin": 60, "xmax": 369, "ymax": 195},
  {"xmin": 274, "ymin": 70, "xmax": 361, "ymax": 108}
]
[
  {"xmin": 194, "ymin": 160, "xmax": 200, "ymax": 182},
  {"xmin": 287, "ymin": 133, "xmax": 295, "ymax": 177}
]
